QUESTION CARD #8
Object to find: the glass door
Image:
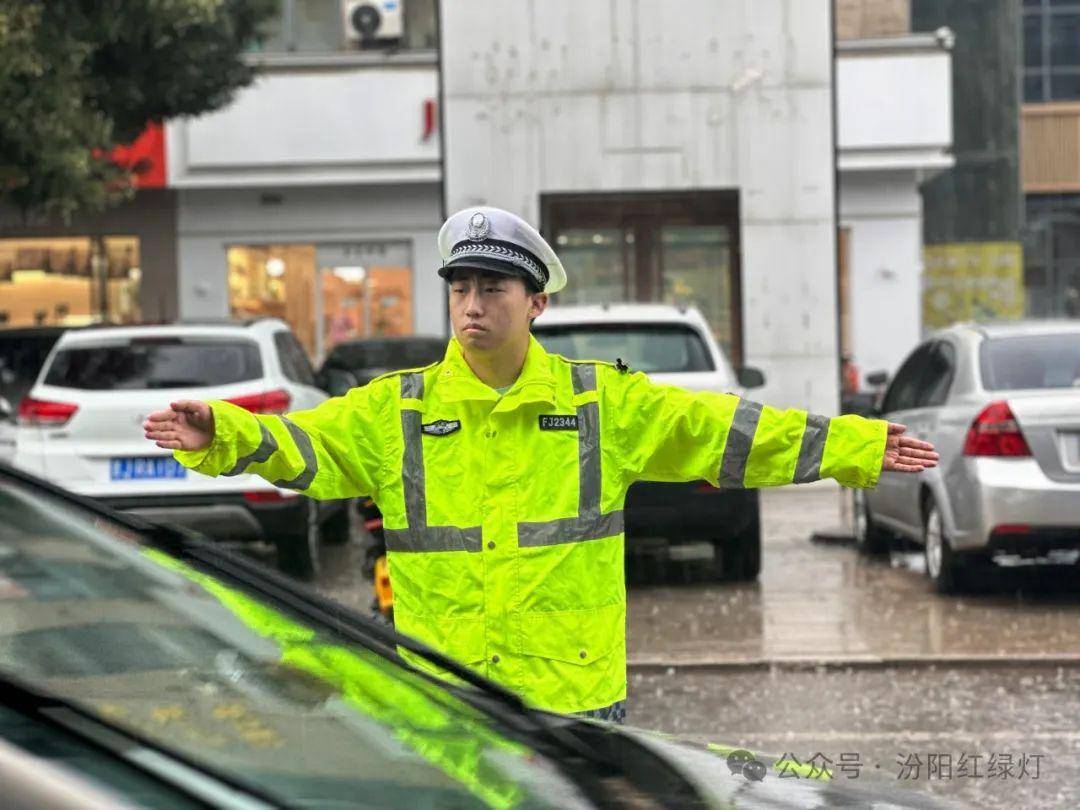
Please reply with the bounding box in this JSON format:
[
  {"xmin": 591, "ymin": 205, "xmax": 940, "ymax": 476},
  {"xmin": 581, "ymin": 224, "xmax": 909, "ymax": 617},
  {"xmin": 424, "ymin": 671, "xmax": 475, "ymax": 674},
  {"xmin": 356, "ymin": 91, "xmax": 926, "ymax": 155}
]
[
  {"xmin": 542, "ymin": 191, "xmax": 742, "ymax": 362},
  {"xmin": 314, "ymin": 242, "xmax": 414, "ymax": 364}
]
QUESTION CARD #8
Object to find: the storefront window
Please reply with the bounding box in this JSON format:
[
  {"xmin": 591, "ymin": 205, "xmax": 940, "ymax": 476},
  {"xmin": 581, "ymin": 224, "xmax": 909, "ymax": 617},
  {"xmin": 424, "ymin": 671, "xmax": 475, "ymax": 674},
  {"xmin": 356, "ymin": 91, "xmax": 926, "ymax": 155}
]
[
  {"xmin": 228, "ymin": 244, "xmax": 317, "ymax": 355},
  {"xmin": 543, "ymin": 192, "xmax": 743, "ymax": 362},
  {"xmin": 0, "ymin": 236, "xmax": 141, "ymax": 327},
  {"xmin": 227, "ymin": 242, "xmax": 414, "ymax": 363}
]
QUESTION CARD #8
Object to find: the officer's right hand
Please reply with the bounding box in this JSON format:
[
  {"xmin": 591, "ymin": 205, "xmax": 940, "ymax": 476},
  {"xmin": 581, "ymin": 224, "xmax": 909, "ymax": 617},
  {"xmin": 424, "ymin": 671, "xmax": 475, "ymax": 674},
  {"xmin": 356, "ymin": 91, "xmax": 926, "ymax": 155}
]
[{"xmin": 143, "ymin": 400, "xmax": 215, "ymax": 451}]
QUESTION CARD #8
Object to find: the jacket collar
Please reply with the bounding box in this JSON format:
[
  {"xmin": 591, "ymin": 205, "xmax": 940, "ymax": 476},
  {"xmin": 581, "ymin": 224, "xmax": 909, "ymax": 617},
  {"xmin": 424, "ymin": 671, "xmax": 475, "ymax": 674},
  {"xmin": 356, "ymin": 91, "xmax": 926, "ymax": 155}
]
[{"xmin": 430, "ymin": 335, "xmax": 556, "ymax": 411}]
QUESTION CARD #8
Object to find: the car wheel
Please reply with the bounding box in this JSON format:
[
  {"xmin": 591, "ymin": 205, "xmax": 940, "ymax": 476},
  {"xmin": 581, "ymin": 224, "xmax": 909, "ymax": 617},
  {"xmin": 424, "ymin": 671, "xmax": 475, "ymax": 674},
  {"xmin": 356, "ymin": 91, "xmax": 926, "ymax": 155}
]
[
  {"xmin": 274, "ymin": 498, "xmax": 320, "ymax": 581},
  {"xmin": 321, "ymin": 501, "xmax": 352, "ymax": 545},
  {"xmin": 923, "ymin": 500, "xmax": 964, "ymax": 594},
  {"xmin": 852, "ymin": 489, "xmax": 890, "ymax": 555},
  {"xmin": 714, "ymin": 508, "xmax": 761, "ymax": 582}
]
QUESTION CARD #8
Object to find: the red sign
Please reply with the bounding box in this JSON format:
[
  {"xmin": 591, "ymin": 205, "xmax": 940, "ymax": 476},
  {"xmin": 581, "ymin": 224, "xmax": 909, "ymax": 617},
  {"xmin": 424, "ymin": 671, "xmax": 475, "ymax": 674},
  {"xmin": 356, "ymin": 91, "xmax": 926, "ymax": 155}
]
[{"xmin": 109, "ymin": 122, "xmax": 167, "ymax": 188}]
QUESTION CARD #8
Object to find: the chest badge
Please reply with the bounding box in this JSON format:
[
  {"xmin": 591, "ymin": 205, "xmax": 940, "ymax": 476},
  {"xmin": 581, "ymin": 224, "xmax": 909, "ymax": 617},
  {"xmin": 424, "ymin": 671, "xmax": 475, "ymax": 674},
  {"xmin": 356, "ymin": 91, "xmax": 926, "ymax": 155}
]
[
  {"xmin": 539, "ymin": 414, "xmax": 578, "ymax": 431},
  {"xmin": 422, "ymin": 419, "xmax": 461, "ymax": 436}
]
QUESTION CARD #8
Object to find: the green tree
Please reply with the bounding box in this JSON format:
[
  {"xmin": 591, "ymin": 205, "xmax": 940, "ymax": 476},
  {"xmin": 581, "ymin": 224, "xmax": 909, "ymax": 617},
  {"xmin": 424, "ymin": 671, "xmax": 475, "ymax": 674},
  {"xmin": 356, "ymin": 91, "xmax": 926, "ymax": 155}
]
[{"xmin": 0, "ymin": 0, "xmax": 277, "ymax": 220}]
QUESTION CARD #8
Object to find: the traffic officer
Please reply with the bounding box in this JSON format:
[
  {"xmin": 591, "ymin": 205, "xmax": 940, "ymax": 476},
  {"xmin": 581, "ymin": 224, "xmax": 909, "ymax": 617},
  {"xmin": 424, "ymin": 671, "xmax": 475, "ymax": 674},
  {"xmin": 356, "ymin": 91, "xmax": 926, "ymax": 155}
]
[{"xmin": 144, "ymin": 206, "xmax": 938, "ymax": 724}]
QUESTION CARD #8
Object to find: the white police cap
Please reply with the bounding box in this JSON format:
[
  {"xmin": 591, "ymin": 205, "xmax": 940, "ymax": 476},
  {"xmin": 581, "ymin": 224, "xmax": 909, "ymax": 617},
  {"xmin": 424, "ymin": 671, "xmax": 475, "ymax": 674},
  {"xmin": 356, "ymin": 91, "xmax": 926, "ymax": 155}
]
[{"xmin": 437, "ymin": 206, "xmax": 567, "ymax": 294}]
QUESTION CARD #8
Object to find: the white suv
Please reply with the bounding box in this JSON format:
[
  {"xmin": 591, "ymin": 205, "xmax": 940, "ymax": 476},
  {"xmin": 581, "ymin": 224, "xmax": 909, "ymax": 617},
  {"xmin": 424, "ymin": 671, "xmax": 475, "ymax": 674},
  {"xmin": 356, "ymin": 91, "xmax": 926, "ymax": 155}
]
[
  {"xmin": 532, "ymin": 303, "xmax": 766, "ymax": 580},
  {"xmin": 10, "ymin": 319, "xmax": 349, "ymax": 579}
]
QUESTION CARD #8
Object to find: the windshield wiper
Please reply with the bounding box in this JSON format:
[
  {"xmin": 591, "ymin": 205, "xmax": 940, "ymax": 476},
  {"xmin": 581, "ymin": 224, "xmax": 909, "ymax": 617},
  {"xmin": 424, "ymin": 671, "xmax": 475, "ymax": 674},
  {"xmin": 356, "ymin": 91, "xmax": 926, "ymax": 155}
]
[{"xmin": 0, "ymin": 670, "xmax": 284, "ymax": 809}]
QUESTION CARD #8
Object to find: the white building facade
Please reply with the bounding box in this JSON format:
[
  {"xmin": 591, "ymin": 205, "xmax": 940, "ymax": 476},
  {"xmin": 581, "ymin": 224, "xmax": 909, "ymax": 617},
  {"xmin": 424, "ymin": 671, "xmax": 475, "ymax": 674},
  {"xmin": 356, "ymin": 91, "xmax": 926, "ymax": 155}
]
[
  {"xmin": 441, "ymin": 0, "xmax": 840, "ymax": 413},
  {"xmin": 167, "ymin": 48, "xmax": 445, "ymax": 362},
  {"xmin": 160, "ymin": 0, "xmax": 951, "ymax": 407},
  {"xmin": 836, "ymin": 33, "xmax": 954, "ymax": 380}
]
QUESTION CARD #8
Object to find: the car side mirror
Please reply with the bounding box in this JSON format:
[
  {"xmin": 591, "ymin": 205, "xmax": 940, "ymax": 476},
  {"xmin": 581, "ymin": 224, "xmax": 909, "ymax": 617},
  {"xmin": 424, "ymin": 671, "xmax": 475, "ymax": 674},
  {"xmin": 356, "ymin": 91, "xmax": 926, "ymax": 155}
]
[
  {"xmin": 0, "ymin": 396, "xmax": 13, "ymax": 422},
  {"xmin": 841, "ymin": 392, "xmax": 880, "ymax": 417},
  {"xmin": 865, "ymin": 370, "xmax": 888, "ymax": 387},
  {"xmin": 736, "ymin": 366, "xmax": 766, "ymax": 389},
  {"xmin": 318, "ymin": 368, "xmax": 359, "ymax": 397}
]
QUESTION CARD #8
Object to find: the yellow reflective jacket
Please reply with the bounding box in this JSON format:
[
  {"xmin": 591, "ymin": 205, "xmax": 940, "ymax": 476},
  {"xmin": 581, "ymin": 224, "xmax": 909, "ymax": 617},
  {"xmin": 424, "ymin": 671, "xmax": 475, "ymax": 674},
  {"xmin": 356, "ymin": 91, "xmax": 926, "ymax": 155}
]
[{"xmin": 176, "ymin": 335, "xmax": 886, "ymax": 713}]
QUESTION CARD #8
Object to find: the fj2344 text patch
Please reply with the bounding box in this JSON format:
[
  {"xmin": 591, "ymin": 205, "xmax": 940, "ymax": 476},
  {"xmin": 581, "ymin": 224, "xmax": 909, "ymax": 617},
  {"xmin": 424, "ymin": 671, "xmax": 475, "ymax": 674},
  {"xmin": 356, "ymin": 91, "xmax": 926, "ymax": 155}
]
[{"xmin": 538, "ymin": 414, "xmax": 578, "ymax": 431}]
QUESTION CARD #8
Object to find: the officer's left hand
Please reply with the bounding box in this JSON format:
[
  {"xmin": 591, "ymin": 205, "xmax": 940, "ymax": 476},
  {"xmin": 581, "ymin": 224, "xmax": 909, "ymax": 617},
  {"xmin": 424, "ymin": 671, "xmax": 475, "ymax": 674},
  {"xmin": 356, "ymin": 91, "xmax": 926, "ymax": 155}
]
[{"xmin": 882, "ymin": 423, "xmax": 939, "ymax": 473}]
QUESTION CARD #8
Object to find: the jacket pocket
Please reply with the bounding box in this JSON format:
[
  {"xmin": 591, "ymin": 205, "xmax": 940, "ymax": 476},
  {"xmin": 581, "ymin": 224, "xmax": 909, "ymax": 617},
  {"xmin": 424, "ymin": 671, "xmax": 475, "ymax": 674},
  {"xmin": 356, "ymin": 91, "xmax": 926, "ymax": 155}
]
[{"xmin": 518, "ymin": 602, "xmax": 623, "ymax": 665}]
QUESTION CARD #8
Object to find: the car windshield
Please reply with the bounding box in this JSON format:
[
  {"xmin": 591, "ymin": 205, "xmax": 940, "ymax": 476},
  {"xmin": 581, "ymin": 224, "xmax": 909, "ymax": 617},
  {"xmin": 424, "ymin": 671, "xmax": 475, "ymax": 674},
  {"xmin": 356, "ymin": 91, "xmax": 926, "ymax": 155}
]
[
  {"xmin": 532, "ymin": 323, "xmax": 715, "ymax": 373},
  {"xmin": 979, "ymin": 333, "xmax": 1080, "ymax": 390},
  {"xmin": 0, "ymin": 473, "xmax": 585, "ymax": 809},
  {"xmin": 43, "ymin": 338, "xmax": 263, "ymax": 390},
  {"xmin": 327, "ymin": 339, "xmax": 445, "ymax": 372}
]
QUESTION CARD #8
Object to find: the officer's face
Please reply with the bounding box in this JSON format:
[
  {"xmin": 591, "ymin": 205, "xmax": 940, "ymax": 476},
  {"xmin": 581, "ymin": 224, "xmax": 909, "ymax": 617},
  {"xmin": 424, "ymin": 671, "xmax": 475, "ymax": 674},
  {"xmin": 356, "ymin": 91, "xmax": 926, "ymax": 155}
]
[{"xmin": 448, "ymin": 270, "xmax": 547, "ymax": 352}]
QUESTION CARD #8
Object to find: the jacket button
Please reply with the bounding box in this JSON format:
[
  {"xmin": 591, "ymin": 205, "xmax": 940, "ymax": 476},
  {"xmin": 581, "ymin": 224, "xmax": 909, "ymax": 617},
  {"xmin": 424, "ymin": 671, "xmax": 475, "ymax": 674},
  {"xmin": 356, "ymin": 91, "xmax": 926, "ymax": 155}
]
[
  {"xmin": 487, "ymin": 541, "xmax": 496, "ymax": 550},
  {"xmin": 579, "ymin": 650, "xmax": 587, "ymax": 659},
  {"xmin": 491, "ymin": 654, "xmax": 500, "ymax": 664}
]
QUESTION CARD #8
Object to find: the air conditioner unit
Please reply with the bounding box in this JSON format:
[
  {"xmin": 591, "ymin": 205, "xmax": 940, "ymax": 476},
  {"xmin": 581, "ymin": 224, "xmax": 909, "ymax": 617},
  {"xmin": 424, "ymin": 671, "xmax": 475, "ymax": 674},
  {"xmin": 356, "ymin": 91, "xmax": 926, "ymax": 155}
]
[{"xmin": 343, "ymin": 0, "xmax": 404, "ymax": 44}]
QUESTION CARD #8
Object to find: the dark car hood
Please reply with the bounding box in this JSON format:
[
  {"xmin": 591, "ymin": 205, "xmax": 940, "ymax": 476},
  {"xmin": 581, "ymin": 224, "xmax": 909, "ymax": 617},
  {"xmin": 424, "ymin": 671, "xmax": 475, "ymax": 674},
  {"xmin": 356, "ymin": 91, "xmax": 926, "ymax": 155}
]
[{"xmin": 618, "ymin": 727, "xmax": 957, "ymax": 809}]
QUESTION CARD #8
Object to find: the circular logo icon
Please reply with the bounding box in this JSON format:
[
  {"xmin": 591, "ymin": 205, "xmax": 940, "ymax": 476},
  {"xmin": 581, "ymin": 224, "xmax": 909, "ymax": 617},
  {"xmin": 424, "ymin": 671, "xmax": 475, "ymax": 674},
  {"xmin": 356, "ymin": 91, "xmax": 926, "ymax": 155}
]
[
  {"xmin": 466, "ymin": 211, "xmax": 490, "ymax": 241},
  {"xmin": 726, "ymin": 749, "xmax": 767, "ymax": 782}
]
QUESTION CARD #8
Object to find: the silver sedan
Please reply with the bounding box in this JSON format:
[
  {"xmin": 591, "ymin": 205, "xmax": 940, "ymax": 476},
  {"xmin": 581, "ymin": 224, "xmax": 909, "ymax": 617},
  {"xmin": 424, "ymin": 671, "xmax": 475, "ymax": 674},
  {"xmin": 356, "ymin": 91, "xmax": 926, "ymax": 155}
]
[{"xmin": 855, "ymin": 320, "xmax": 1080, "ymax": 592}]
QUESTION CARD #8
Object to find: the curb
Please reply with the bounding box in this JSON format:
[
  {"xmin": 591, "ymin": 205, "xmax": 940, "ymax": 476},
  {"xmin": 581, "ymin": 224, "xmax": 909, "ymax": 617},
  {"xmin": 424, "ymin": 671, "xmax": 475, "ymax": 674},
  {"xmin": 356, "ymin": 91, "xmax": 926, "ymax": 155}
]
[{"xmin": 628, "ymin": 653, "xmax": 1080, "ymax": 672}]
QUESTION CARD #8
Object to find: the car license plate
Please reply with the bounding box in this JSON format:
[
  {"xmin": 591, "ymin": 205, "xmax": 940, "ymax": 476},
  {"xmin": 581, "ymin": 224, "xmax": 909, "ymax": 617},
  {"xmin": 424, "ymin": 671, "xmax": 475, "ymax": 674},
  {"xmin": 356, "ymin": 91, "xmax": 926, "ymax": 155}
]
[{"xmin": 110, "ymin": 457, "xmax": 187, "ymax": 481}]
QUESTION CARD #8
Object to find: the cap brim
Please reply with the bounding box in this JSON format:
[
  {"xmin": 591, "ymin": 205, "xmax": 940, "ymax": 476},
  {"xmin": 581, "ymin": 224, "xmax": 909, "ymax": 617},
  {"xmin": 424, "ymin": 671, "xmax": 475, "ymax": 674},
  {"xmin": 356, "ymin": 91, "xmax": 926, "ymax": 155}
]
[{"xmin": 438, "ymin": 257, "xmax": 534, "ymax": 282}]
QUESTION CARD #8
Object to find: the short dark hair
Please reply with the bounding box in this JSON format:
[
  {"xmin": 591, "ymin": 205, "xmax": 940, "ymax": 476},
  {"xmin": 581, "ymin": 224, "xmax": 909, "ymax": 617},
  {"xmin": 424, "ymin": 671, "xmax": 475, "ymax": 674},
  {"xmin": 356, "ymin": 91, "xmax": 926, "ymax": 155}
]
[{"xmin": 445, "ymin": 267, "xmax": 541, "ymax": 294}]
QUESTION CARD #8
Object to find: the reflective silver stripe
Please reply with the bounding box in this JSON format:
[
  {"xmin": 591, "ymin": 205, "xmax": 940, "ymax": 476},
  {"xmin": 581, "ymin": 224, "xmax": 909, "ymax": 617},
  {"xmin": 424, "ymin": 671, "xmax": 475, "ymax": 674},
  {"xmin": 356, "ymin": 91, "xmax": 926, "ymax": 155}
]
[
  {"xmin": 571, "ymin": 363, "xmax": 596, "ymax": 395},
  {"xmin": 518, "ymin": 510, "xmax": 624, "ymax": 548},
  {"xmin": 718, "ymin": 399, "xmax": 763, "ymax": 489},
  {"xmin": 222, "ymin": 422, "xmax": 278, "ymax": 477},
  {"xmin": 517, "ymin": 363, "xmax": 620, "ymax": 548},
  {"xmin": 271, "ymin": 416, "xmax": 319, "ymax": 491},
  {"xmin": 400, "ymin": 409, "xmax": 427, "ymax": 529},
  {"xmin": 577, "ymin": 401, "xmax": 601, "ymax": 516},
  {"xmin": 393, "ymin": 380, "xmax": 482, "ymax": 553},
  {"xmin": 385, "ymin": 525, "xmax": 482, "ymax": 553},
  {"xmin": 794, "ymin": 413, "xmax": 831, "ymax": 484},
  {"xmin": 401, "ymin": 372, "xmax": 424, "ymax": 400}
]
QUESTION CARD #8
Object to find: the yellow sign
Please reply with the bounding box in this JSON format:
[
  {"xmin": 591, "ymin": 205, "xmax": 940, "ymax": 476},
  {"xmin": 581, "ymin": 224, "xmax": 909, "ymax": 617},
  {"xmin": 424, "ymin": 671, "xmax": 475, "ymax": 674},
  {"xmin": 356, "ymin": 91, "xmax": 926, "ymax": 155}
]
[{"xmin": 922, "ymin": 242, "xmax": 1025, "ymax": 329}]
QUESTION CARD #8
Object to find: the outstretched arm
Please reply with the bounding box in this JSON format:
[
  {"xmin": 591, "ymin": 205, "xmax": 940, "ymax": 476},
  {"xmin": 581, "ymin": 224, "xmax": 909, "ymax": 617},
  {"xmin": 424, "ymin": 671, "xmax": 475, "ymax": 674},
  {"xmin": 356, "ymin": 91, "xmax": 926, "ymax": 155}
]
[
  {"xmin": 605, "ymin": 369, "xmax": 937, "ymax": 490},
  {"xmin": 143, "ymin": 384, "xmax": 391, "ymax": 500}
]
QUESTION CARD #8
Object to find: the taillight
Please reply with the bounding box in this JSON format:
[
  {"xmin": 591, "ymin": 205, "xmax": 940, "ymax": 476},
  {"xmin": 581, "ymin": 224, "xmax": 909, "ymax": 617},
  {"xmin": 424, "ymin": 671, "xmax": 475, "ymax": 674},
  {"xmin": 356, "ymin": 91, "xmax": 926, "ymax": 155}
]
[
  {"xmin": 18, "ymin": 397, "xmax": 79, "ymax": 427},
  {"xmin": 963, "ymin": 401, "xmax": 1031, "ymax": 457},
  {"xmin": 991, "ymin": 524, "xmax": 1031, "ymax": 537},
  {"xmin": 243, "ymin": 490, "xmax": 297, "ymax": 503},
  {"xmin": 225, "ymin": 389, "xmax": 291, "ymax": 414}
]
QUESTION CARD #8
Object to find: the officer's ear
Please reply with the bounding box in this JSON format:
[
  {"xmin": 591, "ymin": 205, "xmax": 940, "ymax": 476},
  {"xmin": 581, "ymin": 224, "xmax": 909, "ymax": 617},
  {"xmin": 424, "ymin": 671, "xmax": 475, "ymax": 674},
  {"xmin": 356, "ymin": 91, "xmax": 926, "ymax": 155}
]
[{"xmin": 528, "ymin": 292, "xmax": 549, "ymax": 321}]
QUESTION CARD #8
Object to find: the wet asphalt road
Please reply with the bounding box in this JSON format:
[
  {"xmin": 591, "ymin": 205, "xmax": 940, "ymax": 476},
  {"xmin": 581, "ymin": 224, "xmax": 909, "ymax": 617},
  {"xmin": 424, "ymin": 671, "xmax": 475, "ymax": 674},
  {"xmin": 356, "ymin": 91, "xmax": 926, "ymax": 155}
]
[
  {"xmin": 309, "ymin": 485, "xmax": 1080, "ymax": 810},
  {"xmin": 630, "ymin": 665, "xmax": 1080, "ymax": 810}
]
